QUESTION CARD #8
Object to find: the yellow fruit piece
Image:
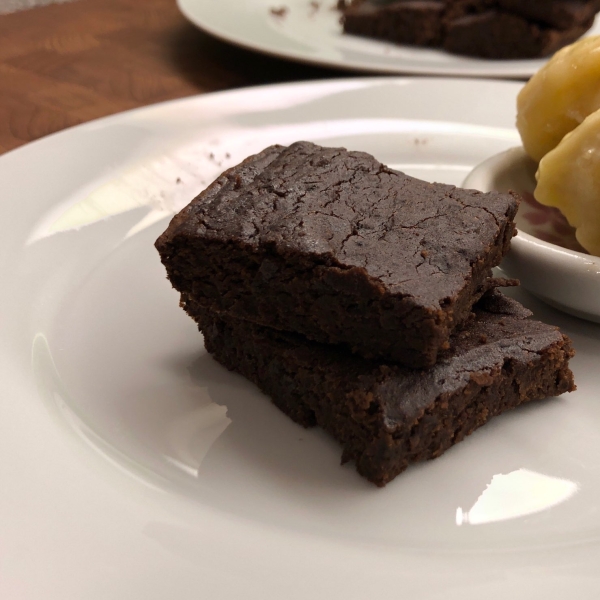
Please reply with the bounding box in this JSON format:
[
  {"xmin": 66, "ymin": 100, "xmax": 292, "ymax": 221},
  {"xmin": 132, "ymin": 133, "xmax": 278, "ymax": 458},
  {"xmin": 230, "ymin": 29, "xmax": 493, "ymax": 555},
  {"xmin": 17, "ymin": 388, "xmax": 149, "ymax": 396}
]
[
  {"xmin": 517, "ymin": 35, "xmax": 600, "ymax": 163},
  {"xmin": 535, "ymin": 107, "xmax": 600, "ymax": 256}
]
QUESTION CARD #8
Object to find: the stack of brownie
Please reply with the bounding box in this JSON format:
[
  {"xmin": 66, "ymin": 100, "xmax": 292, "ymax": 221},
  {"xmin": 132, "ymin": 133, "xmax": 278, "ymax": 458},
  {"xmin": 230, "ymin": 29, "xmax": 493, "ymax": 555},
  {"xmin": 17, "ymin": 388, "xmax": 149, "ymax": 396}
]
[
  {"xmin": 156, "ymin": 141, "xmax": 575, "ymax": 486},
  {"xmin": 339, "ymin": 0, "xmax": 600, "ymax": 59}
]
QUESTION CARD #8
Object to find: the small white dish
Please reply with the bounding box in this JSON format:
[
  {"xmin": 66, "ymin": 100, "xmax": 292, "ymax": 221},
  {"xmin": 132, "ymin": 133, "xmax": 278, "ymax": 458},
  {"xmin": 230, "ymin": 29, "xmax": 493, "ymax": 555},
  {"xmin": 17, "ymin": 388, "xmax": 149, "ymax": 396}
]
[
  {"xmin": 177, "ymin": 0, "xmax": 600, "ymax": 79},
  {"xmin": 464, "ymin": 147, "xmax": 600, "ymax": 323}
]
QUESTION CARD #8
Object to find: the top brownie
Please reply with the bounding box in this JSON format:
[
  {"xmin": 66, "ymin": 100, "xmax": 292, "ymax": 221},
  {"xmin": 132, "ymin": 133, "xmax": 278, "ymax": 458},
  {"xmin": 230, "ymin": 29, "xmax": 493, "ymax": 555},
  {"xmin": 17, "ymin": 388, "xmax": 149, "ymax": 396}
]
[{"xmin": 156, "ymin": 141, "xmax": 519, "ymax": 367}]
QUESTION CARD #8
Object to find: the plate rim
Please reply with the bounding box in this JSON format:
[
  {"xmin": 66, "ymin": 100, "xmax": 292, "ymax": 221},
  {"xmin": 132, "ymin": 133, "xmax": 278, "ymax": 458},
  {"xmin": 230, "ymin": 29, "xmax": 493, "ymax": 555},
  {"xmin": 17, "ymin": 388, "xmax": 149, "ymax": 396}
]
[{"xmin": 0, "ymin": 75, "xmax": 523, "ymax": 163}]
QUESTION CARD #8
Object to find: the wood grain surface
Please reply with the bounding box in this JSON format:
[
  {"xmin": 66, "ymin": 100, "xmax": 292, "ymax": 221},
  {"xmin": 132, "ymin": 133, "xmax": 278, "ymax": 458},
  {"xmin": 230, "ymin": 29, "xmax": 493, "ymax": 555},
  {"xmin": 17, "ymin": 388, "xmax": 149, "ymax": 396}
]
[{"xmin": 0, "ymin": 0, "xmax": 342, "ymax": 154}]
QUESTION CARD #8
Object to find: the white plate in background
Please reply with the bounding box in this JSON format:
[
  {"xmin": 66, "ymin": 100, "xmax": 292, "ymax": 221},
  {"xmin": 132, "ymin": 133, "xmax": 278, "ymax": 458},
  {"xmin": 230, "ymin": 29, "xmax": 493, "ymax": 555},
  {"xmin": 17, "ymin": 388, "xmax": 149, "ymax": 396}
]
[
  {"xmin": 2, "ymin": 78, "xmax": 600, "ymax": 599},
  {"xmin": 177, "ymin": 0, "xmax": 600, "ymax": 78}
]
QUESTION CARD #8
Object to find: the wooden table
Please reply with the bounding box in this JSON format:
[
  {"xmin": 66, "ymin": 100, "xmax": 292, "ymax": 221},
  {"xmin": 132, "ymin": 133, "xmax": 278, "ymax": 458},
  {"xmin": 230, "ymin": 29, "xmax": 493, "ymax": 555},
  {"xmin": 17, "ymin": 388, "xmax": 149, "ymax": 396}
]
[{"xmin": 0, "ymin": 0, "xmax": 343, "ymax": 154}]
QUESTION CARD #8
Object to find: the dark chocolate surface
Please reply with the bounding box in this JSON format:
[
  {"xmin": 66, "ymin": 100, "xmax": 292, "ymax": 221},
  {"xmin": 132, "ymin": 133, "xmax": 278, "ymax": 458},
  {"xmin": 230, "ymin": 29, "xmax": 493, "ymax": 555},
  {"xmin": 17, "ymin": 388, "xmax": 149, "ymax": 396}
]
[
  {"xmin": 341, "ymin": 0, "xmax": 598, "ymax": 58},
  {"xmin": 200, "ymin": 291, "xmax": 576, "ymax": 486},
  {"xmin": 444, "ymin": 11, "xmax": 593, "ymax": 59},
  {"xmin": 498, "ymin": 0, "xmax": 600, "ymax": 29},
  {"xmin": 156, "ymin": 142, "xmax": 518, "ymax": 366},
  {"xmin": 159, "ymin": 141, "xmax": 516, "ymax": 306}
]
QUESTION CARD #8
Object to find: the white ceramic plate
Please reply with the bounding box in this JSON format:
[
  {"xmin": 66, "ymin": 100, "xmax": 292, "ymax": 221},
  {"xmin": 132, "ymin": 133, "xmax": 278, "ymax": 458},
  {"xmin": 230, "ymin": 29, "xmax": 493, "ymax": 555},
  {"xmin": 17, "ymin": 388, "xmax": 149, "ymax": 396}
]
[
  {"xmin": 177, "ymin": 0, "xmax": 600, "ymax": 78},
  {"xmin": 3, "ymin": 78, "xmax": 600, "ymax": 599},
  {"xmin": 464, "ymin": 147, "xmax": 600, "ymax": 324}
]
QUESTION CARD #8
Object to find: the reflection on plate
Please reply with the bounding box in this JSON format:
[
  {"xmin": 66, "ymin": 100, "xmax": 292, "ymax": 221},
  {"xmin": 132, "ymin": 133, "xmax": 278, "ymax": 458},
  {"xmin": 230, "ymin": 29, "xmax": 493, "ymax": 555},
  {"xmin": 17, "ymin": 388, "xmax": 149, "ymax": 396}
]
[
  {"xmin": 2, "ymin": 78, "xmax": 600, "ymax": 599},
  {"xmin": 177, "ymin": 0, "xmax": 600, "ymax": 78},
  {"xmin": 456, "ymin": 469, "xmax": 579, "ymax": 527}
]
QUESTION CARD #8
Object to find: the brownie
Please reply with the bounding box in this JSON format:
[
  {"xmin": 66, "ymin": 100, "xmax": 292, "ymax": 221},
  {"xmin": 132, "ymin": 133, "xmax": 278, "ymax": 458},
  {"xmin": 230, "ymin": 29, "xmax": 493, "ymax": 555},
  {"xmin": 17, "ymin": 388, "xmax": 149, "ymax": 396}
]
[
  {"xmin": 340, "ymin": 0, "xmax": 598, "ymax": 59},
  {"xmin": 156, "ymin": 142, "xmax": 519, "ymax": 368},
  {"xmin": 443, "ymin": 0, "xmax": 497, "ymax": 20},
  {"xmin": 199, "ymin": 291, "xmax": 576, "ymax": 487},
  {"xmin": 444, "ymin": 11, "xmax": 594, "ymax": 59},
  {"xmin": 498, "ymin": 0, "xmax": 600, "ymax": 30},
  {"xmin": 342, "ymin": 1, "xmax": 445, "ymax": 46}
]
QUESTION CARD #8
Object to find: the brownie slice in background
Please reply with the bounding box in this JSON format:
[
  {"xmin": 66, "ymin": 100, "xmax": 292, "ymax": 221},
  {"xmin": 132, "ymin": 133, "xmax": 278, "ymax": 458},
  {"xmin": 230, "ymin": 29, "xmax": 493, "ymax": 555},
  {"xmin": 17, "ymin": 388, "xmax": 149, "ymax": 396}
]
[
  {"xmin": 340, "ymin": 0, "xmax": 599, "ymax": 58},
  {"xmin": 498, "ymin": 0, "xmax": 600, "ymax": 29},
  {"xmin": 342, "ymin": 1, "xmax": 445, "ymax": 47},
  {"xmin": 444, "ymin": 11, "xmax": 594, "ymax": 59}
]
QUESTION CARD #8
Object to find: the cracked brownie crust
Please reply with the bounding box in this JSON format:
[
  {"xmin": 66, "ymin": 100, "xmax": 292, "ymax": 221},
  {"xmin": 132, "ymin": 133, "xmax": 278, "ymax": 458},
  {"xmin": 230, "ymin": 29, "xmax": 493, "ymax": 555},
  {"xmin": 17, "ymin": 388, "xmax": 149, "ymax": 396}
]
[
  {"xmin": 199, "ymin": 292, "xmax": 576, "ymax": 486},
  {"xmin": 156, "ymin": 141, "xmax": 518, "ymax": 367}
]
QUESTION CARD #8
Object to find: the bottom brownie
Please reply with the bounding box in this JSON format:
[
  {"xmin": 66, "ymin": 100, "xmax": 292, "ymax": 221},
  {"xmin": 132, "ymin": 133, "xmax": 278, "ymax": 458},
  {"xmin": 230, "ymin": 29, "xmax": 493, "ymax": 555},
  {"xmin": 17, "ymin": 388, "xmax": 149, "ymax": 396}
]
[{"xmin": 199, "ymin": 293, "xmax": 575, "ymax": 487}]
